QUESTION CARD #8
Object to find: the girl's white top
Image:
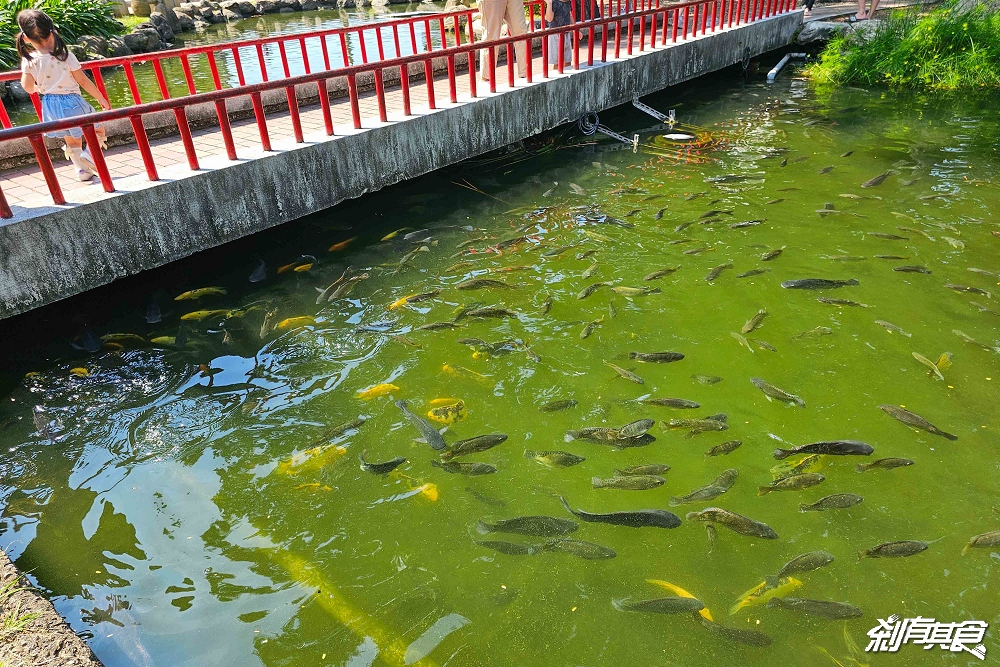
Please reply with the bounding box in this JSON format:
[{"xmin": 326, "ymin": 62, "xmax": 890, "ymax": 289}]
[{"xmin": 21, "ymin": 51, "xmax": 82, "ymax": 96}]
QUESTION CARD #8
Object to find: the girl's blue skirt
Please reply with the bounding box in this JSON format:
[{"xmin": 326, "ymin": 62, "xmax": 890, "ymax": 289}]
[{"xmin": 40, "ymin": 93, "xmax": 101, "ymax": 139}]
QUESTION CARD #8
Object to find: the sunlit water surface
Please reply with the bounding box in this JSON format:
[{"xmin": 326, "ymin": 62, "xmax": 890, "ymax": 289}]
[{"xmin": 1, "ymin": 69, "xmax": 999, "ymax": 666}]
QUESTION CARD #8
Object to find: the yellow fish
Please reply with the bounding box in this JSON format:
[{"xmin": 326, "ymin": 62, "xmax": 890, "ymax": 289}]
[
  {"xmin": 277, "ymin": 261, "xmax": 299, "ymax": 274},
  {"xmin": 69, "ymin": 367, "xmax": 89, "ymax": 377},
  {"xmin": 387, "ymin": 296, "xmax": 411, "ymax": 311},
  {"xmin": 24, "ymin": 372, "xmax": 40, "ymax": 379},
  {"xmin": 293, "ymin": 263, "xmax": 314, "ymax": 273},
  {"xmin": 100, "ymin": 333, "xmax": 146, "ymax": 345},
  {"xmin": 356, "ymin": 383, "xmax": 400, "ymax": 400},
  {"xmin": 103, "ymin": 342, "xmax": 124, "ymax": 352},
  {"xmin": 770, "ymin": 454, "xmax": 822, "ymax": 480},
  {"xmin": 413, "ymin": 482, "xmax": 439, "ymax": 501},
  {"xmin": 645, "ymin": 580, "xmax": 713, "ymax": 621},
  {"xmin": 275, "ymin": 316, "xmax": 316, "ymax": 330},
  {"xmin": 381, "ymin": 228, "xmax": 413, "ymax": 242},
  {"xmin": 935, "ymin": 352, "xmax": 953, "ymax": 371},
  {"xmin": 150, "ymin": 335, "xmax": 177, "ymax": 345},
  {"xmin": 729, "ymin": 576, "xmax": 802, "ymax": 615},
  {"xmin": 427, "ymin": 400, "xmax": 466, "ymax": 425},
  {"xmin": 180, "ymin": 309, "xmax": 230, "ymax": 321},
  {"xmin": 175, "ymin": 287, "xmax": 226, "ymax": 301},
  {"xmin": 277, "ymin": 444, "xmax": 347, "ymax": 476},
  {"xmin": 429, "ymin": 397, "xmax": 462, "ymax": 406},
  {"xmin": 328, "ymin": 236, "xmax": 358, "ymax": 252}
]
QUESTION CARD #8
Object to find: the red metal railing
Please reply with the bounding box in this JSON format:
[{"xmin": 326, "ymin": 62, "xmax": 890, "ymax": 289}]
[
  {"xmin": 0, "ymin": 1, "xmax": 569, "ymax": 130},
  {"xmin": 0, "ymin": 0, "xmax": 795, "ymax": 218}
]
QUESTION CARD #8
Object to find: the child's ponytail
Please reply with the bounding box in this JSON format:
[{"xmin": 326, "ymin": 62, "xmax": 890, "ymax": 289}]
[{"xmin": 16, "ymin": 9, "xmax": 68, "ymax": 62}]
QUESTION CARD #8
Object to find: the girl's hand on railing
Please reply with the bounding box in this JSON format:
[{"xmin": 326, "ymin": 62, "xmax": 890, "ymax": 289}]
[{"xmin": 98, "ymin": 96, "xmax": 111, "ymax": 111}]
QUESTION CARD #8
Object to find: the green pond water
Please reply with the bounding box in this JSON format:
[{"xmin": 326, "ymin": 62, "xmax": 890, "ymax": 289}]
[
  {"xmin": 1, "ymin": 68, "xmax": 999, "ymax": 666},
  {"xmin": 4, "ymin": 2, "xmax": 449, "ymax": 126}
]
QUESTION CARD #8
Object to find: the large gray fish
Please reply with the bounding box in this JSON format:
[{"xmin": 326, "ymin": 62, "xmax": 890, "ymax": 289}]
[
  {"xmin": 781, "ymin": 278, "xmax": 860, "ymax": 289},
  {"xmin": 539, "ymin": 399, "xmax": 578, "ymax": 412},
  {"xmin": 615, "ymin": 464, "xmax": 671, "ymax": 476},
  {"xmin": 861, "ymin": 171, "xmax": 892, "ymax": 188},
  {"xmin": 613, "ymin": 597, "xmax": 704, "ymax": 614},
  {"xmin": 799, "ymin": 493, "xmax": 864, "ymax": 512},
  {"xmin": 476, "ymin": 516, "xmax": 578, "ymax": 537},
  {"xmin": 560, "ymin": 497, "xmax": 681, "ymax": 529},
  {"xmin": 665, "ymin": 414, "xmax": 729, "ymax": 436},
  {"xmin": 878, "ymin": 405, "xmax": 957, "ymax": 440},
  {"xmin": 639, "ymin": 397, "xmax": 700, "ymax": 409},
  {"xmin": 358, "ymin": 450, "xmax": 407, "ymax": 475},
  {"xmin": 696, "ymin": 616, "xmax": 772, "ymax": 647},
  {"xmin": 592, "ymin": 475, "xmax": 665, "ymax": 490},
  {"xmin": 856, "ymin": 457, "xmax": 914, "ymax": 472},
  {"xmin": 670, "ymin": 471, "xmax": 739, "ymax": 506},
  {"xmin": 394, "ymin": 400, "xmax": 447, "ymax": 451},
  {"xmin": 706, "ymin": 440, "xmax": 742, "ymax": 457},
  {"xmin": 544, "ymin": 539, "xmax": 617, "ymax": 559},
  {"xmin": 773, "ymin": 551, "xmax": 835, "ymax": 581},
  {"xmin": 618, "ymin": 419, "xmax": 655, "ymax": 438},
  {"xmin": 312, "ymin": 417, "xmax": 366, "ymax": 446},
  {"xmin": 578, "ymin": 281, "xmax": 614, "ymax": 299},
  {"xmin": 629, "ymin": 351, "xmax": 685, "ymax": 363},
  {"xmin": 685, "ymin": 507, "xmax": 778, "ymax": 539},
  {"xmin": 524, "ymin": 450, "xmax": 586, "ymax": 467},
  {"xmin": 431, "ymin": 460, "xmax": 497, "ymax": 476},
  {"xmin": 456, "ymin": 278, "xmax": 517, "ymax": 290},
  {"xmin": 858, "ymin": 540, "xmax": 928, "ymax": 560},
  {"xmin": 440, "ymin": 433, "xmax": 508, "ymax": 460},
  {"xmin": 705, "ymin": 262, "xmax": 734, "ymax": 282},
  {"xmin": 644, "ymin": 266, "xmax": 681, "ymax": 281},
  {"xmin": 742, "ymin": 308, "xmax": 768, "ymax": 334},
  {"xmin": 604, "ymin": 361, "xmax": 644, "ymax": 385},
  {"xmin": 758, "ymin": 473, "xmax": 825, "ymax": 496},
  {"xmin": 766, "ymin": 598, "xmax": 863, "ymax": 620},
  {"xmin": 773, "ymin": 440, "xmax": 874, "ymax": 460},
  {"xmin": 963, "ymin": 530, "xmax": 1000, "ymax": 555},
  {"xmin": 750, "ymin": 378, "xmax": 805, "ymax": 407},
  {"xmin": 476, "ymin": 540, "xmax": 541, "ymax": 556}
]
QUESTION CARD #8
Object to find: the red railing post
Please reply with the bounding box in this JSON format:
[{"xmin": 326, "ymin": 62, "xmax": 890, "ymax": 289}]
[
  {"xmin": 489, "ymin": 46, "xmax": 497, "ymax": 92},
  {"xmin": 347, "ymin": 74, "xmax": 362, "ymax": 129},
  {"xmin": 81, "ymin": 124, "xmax": 114, "ymax": 192},
  {"xmin": 0, "ymin": 185, "xmax": 11, "ymax": 219},
  {"xmin": 214, "ymin": 100, "xmax": 238, "ymax": 159},
  {"xmin": 27, "ymin": 135, "xmax": 65, "ymax": 205},
  {"xmin": 285, "ymin": 85, "xmax": 303, "ymax": 143},
  {"xmin": 250, "ymin": 91, "xmax": 272, "ymax": 150},
  {"xmin": 128, "ymin": 114, "xmax": 159, "ymax": 180},
  {"xmin": 180, "ymin": 54, "xmax": 197, "ymax": 95},
  {"xmin": 30, "ymin": 92, "xmax": 43, "ymax": 122},
  {"xmin": 172, "ymin": 108, "xmax": 199, "ymax": 171},
  {"xmin": 0, "ymin": 96, "xmax": 13, "ymax": 129},
  {"xmin": 123, "ymin": 62, "xmax": 142, "ymax": 104},
  {"xmin": 374, "ymin": 69, "xmax": 388, "ymax": 122}
]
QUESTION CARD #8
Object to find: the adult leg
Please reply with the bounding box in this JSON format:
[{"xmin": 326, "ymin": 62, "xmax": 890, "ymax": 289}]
[
  {"xmin": 855, "ymin": 0, "xmax": 866, "ymax": 19},
  {"xmin": 503, "ymin": 0, "xmax": 529, "ymax": 78},
  {"xmin": 867, "ymin": 0, "xmax": 881, "ymax": 17},
  {"xmin": 479, "ymin": 0, "xmax": 506, "ymax": 81}
]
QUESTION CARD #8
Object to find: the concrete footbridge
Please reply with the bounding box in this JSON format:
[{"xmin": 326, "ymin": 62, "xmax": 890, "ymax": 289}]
[{"xmin": 0, "ymin": 0, "xmax": 801, "ymax": 319}]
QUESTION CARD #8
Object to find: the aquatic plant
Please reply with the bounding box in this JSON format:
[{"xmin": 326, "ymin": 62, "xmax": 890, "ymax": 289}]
[
  {"xmin": 0, "ymin": 0, "xmax": 125, "ymax": 70},
  {"xmin": 806, "ymin": 2, "xmax": 1000, "ymax": 90}
]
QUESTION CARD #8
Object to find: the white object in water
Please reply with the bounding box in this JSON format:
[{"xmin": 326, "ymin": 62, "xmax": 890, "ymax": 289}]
[
  {"xmin": 767, "ymin": 53, "xmax": 807, "ymax": 82},
  {"xmin": 404, "ymin": 613, "xmax": 470, "ymax": 665},
  {"xmin": 663, "ymin": 133, "xmax": 696, "ymax": 141}
]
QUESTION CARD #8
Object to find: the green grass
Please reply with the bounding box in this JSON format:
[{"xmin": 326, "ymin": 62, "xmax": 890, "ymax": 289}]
[
  {"xmin": 0, "ymin": 0, "xmax": 126, "ymax": 70},
  {"xmin": 117, "ymin": 14, "xmax": 147, "ymax": 31},
  {"xmin": 806, "ymin": 2, "xmax": 1000, "ymax": 90},
  {"xmin": 0, "ymin": 579, "xmax": 40, "ymax": 640}
]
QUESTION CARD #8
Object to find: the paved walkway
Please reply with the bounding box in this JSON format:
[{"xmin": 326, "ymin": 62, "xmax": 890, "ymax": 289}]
[
  {"xmin": 0, "ymin": 29, "xmax": 681, "ymax": 215},
  {"xmin": 803, "ymin": 0, "xmax": 929, "ymax": 21}
]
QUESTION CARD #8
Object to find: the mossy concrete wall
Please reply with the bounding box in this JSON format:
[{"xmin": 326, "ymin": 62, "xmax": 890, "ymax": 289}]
[{"xmin": 0, "ymin": 11, "xmax": 801, "ymax": 320}]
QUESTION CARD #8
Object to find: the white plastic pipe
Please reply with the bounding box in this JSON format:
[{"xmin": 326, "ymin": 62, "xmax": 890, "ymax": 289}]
[{"xmin": 767, "ymin": 53, "xmax": 807, "ymax": 82}]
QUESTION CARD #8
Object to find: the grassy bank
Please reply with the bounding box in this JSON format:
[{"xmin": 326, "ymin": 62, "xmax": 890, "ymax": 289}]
[
  {"xmin": 0, "ymin": 0, "xmax": 125, "ymax": 70},
  {"xmin": 806, "ymin": 2, "xmax": 1000, "ymax": 90}
]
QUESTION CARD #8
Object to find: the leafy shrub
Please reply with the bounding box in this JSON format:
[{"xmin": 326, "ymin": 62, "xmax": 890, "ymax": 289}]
[
  {"xmin": 807, "ymin": 2, "xmax": 1000, "ymax": 89},
  {"xmin": 1, "ymin": 0, "xmax": 125, "ymax": 70}
]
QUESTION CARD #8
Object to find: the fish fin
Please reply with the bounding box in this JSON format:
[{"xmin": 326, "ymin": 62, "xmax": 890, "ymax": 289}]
[
  {"xmin": 414, "ymin": 438, "xmax": 427, "ymax": 444},
  {"xmin": 558, "ymin": 496, "xmax": 575, "ymax": 516},
  {"xmin": 475, "ymin": 520, "xmax": 490, "ymax": 535},
  {"xmin": 943, "ymin": 431, "xmax": 958, "ymax": 441},
  {"xmin": 757, "ymin": 487, "xmax": 771, "ymax": 496},
  {"xmin": 439, "ymin": 426, "xmax": 449, "ymax": 435},
  {"xmin": 430, "ymin": 460, "xmax": 442, "ymax": 469},
  {"xmin": 523, "ymin": 450, "xmax": 534, "ymax": 459},
  {"xmin": 798, "ymin": 503, "xmax": 809, "ymax": 512},
  {"xmin": 962, "ymin": 543, "xmax": 970, "ymax": 556},
  {"xmin": 668, "ymin": 498, "xmax": 682, "ymax": 507},
  {"xmin": 764, "ymin": 575, "xmax": 778, "ymax": 589},
  {"xmin": 591, "ymin": 477, "xmax": 603, "ymax": 489},
  {"xmin": 611, "ymin": 598, "xmax": 630, "ymax": 612},
  {"xmin": 773, "ymin": 448, "xmax": 790, "ymax": 460}
]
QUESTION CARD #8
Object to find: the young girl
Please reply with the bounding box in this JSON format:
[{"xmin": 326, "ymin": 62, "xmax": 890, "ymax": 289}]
[
  {"xmin": 544, "ymin": 0, "xmax": 573, "ymax": 66},
  {"xmin": 17, "ymin": 9, "xmax": 111, "ymax": 181}
]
